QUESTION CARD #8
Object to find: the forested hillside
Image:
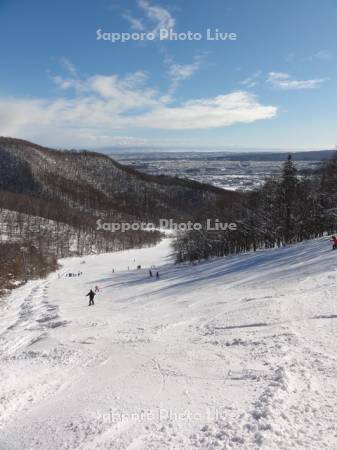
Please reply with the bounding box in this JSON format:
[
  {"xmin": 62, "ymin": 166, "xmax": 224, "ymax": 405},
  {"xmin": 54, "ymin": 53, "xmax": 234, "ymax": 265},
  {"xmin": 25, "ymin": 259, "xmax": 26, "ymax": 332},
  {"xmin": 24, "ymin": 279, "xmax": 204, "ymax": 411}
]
[
  {"xmin": 0, "ymin": 137, "xmax": 240, "ymax": 289},
  {"xmin": 175, "ymin": 153, "xmax": 337, "ymax": 261},
  {"xmin": 0, "ymin": 137, "xmax": 242, "ymax": 254},
  {"xmin": 0, "ymin": 137, "xmax": 238, "ymax": 223},
  {"xmin": 0, "ymin": 241, "xmax": 58, "ymax": 297},
  {"xmin": 3, "ymin": 137, "xmax": 335, "ymax": 288}
]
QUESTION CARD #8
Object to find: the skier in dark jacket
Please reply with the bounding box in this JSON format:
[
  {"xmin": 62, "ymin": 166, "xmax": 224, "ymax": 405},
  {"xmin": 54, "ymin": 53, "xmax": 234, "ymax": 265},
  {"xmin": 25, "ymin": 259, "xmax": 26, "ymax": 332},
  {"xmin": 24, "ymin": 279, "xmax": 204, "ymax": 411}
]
[{"xmin": 86, "ymin": 289, "xmax": 96, "ymax": 306}]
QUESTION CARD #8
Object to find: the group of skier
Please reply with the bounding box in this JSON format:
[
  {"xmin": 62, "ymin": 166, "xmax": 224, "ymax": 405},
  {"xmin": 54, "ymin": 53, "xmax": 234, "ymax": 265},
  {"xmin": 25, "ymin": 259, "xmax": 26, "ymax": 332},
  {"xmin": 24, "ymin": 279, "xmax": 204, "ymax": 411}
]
[
  {"xmin": 84, "ymin": 234, "xmax": 337, "ymax": 308},
  {"xmin": 84, "ymin": 236, "xmax": 337, "ymax": 307},
  {"xmin": 149, "ymin": 269, "xmax": 160, "ymax": 279},
  {"xmin": 86, "ymin": 267, "xmax": 160, "ymax": 306}
]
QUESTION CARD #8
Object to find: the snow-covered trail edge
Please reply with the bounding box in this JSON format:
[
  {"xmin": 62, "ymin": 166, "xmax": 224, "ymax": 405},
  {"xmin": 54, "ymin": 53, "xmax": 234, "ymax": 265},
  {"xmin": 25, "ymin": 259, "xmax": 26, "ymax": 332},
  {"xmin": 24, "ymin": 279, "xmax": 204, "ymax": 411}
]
[{"xmin": 1, "ymin": 238, "xmax": 337, "ymax": 449}]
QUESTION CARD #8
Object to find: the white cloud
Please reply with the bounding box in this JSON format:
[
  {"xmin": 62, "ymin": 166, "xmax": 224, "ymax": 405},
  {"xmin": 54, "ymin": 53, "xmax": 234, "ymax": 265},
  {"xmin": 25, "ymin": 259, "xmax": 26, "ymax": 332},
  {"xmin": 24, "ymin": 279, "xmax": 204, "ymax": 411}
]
[
  {"xmin": 122, "ymin": 11, "xmax": 145, "ymax": 31},
  {"xmin": 60, "ymin": 57, "xmax": 78, "ymax": 77},
  {"xmin": 87, "ymin": 72, "xmax": 160, "ymax": 111},
  {"xmin": 304, "ymin": 50, "xmax": 333, "ymax": 62},
  {"xmin": 164, "ymin": 54, "xmax": 204, "ymax": 93},
  {"xmin": 169, "ymin": 63, "xmax": 200, "ymax": 81},
  {"xmin": 130, "ymin": 91, "xmax": 277, "ymax": 129},
  {"xmin": 52, "ymin": 75, "xmax": 76, "ymax": 90},
  {"xmin": 241, "ymin": 77, "xmax": 258, "ymax": 88},
  {"xmin": 0, "ymin": 98, "xmax": 53, "ymax": 136},
  {"xmin": 267, "ymin": 72, "xmax": 327, "ymax": 90},
  {"xmin": 168, "ymin": 54, "xmax": 205, "ymax": 82},
  {"xmin": 314, "ymin": 50, "xmax": 333, "ymax": 61},
  {"xmin": 137, "ymin": 0, "xmax": 175, "ymax": 36},
  {"xmin": 241, "ymin": 70, "xmax": 262, "ymax": 88},
  {"xmin": 122, "ymin": 0, "xmax": 175, "ymax": 38},
  {"xmin": 0, "ymin": 70, "xmax": 277, "ymax": 146},
  {"xmin": 52, "ymin": 69, "xmax": 161, "ymax": 112}
]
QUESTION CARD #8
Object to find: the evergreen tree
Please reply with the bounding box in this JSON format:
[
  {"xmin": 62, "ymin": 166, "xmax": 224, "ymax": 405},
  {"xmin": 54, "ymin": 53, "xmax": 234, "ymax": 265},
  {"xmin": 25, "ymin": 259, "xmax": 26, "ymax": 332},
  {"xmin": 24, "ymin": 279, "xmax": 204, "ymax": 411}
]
[
  {"xmin": 319, "ymin": 152, "xmax": 337, "ymax": 233},
  {"xmin": 278, "ymin": 154, "xmax": 298, "ymax": 244}
]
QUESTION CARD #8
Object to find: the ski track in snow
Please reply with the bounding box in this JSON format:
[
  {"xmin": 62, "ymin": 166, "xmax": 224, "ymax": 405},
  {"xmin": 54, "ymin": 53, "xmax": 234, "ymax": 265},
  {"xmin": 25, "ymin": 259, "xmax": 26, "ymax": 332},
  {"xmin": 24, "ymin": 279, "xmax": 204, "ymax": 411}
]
[{"xmin": 1, "ymin": 238, "xmax": 337, "ymax": 449}]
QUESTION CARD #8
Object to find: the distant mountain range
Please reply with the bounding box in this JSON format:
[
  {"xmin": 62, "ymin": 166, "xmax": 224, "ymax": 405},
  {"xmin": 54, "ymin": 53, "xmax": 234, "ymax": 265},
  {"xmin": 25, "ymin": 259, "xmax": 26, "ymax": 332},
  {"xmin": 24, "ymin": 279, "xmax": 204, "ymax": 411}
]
[{"xmin": 105, "ymin": 148, "xmax": 336, "ymax": 162}]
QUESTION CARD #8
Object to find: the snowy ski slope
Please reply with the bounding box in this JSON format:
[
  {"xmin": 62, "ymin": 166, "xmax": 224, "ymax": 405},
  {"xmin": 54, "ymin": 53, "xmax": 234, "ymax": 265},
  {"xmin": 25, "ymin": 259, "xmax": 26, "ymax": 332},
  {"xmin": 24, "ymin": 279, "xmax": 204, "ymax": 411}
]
[{"xmin": 1, "ymin": 237, "xmax": 337, "ymax": 449}]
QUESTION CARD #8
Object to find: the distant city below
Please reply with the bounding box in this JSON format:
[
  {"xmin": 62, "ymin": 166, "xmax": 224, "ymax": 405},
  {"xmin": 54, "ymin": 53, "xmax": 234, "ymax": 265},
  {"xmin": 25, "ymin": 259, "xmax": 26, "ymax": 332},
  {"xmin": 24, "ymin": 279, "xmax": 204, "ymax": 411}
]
[{"xmin": 111, "ymin": 149, "xmax": 335, "ymax": 191}]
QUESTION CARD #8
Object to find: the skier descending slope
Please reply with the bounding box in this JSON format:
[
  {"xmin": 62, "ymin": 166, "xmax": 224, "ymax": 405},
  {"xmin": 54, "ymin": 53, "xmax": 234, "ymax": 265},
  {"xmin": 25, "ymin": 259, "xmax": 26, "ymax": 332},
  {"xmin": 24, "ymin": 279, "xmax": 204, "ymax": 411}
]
[{"xmin": 86, "ymin": 289, "xmax": 96, "ymax": 306}]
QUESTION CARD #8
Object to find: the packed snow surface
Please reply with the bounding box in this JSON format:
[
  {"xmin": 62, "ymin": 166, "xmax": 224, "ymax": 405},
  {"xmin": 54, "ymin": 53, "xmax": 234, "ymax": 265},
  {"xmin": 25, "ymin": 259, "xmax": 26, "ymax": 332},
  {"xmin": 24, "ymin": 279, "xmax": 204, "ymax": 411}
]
[{"xmin": 1, "ymin": 237, "xmax": 337, "ymax": 449}]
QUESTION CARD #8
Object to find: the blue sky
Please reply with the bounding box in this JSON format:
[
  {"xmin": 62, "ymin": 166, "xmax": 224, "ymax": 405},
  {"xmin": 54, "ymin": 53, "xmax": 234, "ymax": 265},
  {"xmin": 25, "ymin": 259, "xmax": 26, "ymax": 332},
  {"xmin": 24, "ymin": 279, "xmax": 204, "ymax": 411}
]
[{"xmin": 0, "ymin": 0, "xmax": 336, "ymax": 150}]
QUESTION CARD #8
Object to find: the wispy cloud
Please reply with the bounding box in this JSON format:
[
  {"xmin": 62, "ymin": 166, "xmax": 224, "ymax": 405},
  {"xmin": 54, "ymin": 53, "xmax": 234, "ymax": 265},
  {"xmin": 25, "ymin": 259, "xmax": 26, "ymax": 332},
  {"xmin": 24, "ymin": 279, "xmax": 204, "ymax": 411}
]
[
  {"xmin": 164, "ymin": 54, "xmax": 205, "ymax": 93},
  {"xmin": 122, "ymin": 11, "xmax": 145, "ymax": 31},
  {"xmin": 51, "ymin": 57, "xmax": 81, "ymax": 90},
  {"xmin": 122, "ymin": 0, "xmax": 175, "ymax": 38},
  {"xmin": 241, "ymin": 70, "xmax": 262, "ymax": 88},
  {"xmin": 304, "ymin": 50, "xmax": 333, "ymax": 62},
  {"xmin": 169, "ymin": 62, "xmax": 200, "ymax": 81},
  {"xmin": 267, "ymin": 72, "xmax": 328, "ymax": 90},
  {"xmin": 138, "ymin": 0, "xmax": 175, "ymax": 35},
  {"xmin": 59, "ymin": 57, "xmax": 78, "ymax": 77}
]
